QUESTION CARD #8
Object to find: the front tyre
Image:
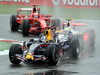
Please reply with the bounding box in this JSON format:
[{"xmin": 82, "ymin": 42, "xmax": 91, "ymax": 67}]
[
  {"xmin": 10, "ymin": 15, "xmax": 19, "ymax": 31},
  {"xmin": 47, "ymin": 45, "xmax": 60, "ymax": 65},
  {"xmin": 22, "ymin": 20, "xmax": 30, "ymax": 36},
  {"xmin": 9, "ymin": 44, "xmax": 23, "ymax": 64}
]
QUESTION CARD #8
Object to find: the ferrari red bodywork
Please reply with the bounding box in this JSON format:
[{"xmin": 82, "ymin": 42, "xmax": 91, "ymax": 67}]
[{"xmin": 10, "ymin": 5, "xmax": 53, "ymax": 36}]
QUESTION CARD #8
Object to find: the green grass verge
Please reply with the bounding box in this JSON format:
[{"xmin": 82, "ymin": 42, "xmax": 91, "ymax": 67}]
[
  {"xmin": 0, "ymin": 42, "xmax": 12, "ymax": 51},
  {"xmin": 0, "ymin": 4, "xmax": 100, "ymax": 20},
  {"xmin": 0, "ymin": 4, "xmax": 31, "ymax": 14}
]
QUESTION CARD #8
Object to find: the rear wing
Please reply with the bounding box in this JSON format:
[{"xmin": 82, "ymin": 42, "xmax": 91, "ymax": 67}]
[
  {"xmin": 17, "ymin": 8, "xmax": 40, "ymax": 15},
  {"xmin": 18, "ymin": 8, "xmax": 40, "ymax": 11},
  {"xmin": 63, "ymin": 18, "xmax": 85, "ymax": 26},
  {"xmin": 18, "ymin": 8, "xmax": 32, "ymax": 11},
  {"xmin": 62, "ymin": 22, "xmax": 85, "ymax": 26},
  {"xmin": 71, "ymin": 23, "xmax": 85, "ymax": 26}
]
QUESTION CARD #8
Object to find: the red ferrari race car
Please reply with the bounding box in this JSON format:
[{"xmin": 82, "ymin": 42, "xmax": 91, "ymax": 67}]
[{"xmin": 10, "ymin": 5, "xmax": 55, "ymax": 36}]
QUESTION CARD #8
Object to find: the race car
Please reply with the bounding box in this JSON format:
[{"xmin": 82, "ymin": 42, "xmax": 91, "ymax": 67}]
[
  {"xmin": 60, "ymin": 18, "xmax": 95, "ymax": 49},
  {"xmin": 9, "ymin": 27, "xmax": 80, "ymax": 66},
  {"xmin": 10, "ymin": 5, "xmax": 54, "ymax": 36}
]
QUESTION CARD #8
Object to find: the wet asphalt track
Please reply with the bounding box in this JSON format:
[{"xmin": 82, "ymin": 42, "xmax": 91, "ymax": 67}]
[{"xmin": 0, "ymin": 15, "xmax": 100, "ymax": 75}]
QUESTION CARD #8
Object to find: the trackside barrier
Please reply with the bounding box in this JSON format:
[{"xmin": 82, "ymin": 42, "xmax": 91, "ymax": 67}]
[{"xmin": 0, "ymin": 0, "xmax": 100, "ymax": 8}]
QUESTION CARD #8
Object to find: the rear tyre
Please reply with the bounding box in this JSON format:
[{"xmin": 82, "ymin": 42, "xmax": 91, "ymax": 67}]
[
  {"xmin": 9, "ymin": 44, "xmax": 23, "ymax": 64},
  {"xmin": 47, "ymin": 45, "xmax": 60, "ymax": 65},
  {"xmin": 78, "ymin": 35, "xmax": 84, "ymax": 51},
  {"xmin": 52, "ymin": 19, "xmax": 61, "ymax": 30},
  {"xmin": 10, "ymin": 15, "xmax": 19, "ymax": 31},
  {"xmin": 83, "ymin": 29, "xmax": 95, "ymax": 49},
  {"xmin": 70, "ymin": 40, "xmax": 80, "ymax": 58},
  {"xmin": 22, "ymin": 20, "xmax": 30, "ymax": 36},
  {"xmin": 90, "ymin": 29, "xmax": 95, "ymax": 47}
]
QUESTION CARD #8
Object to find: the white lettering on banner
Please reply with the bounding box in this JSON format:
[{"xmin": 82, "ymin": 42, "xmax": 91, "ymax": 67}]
[
  {"xmin": 80, "ymin": 0, "xmax": 85, "ymax": 6},
  {"xmin": 22, "ymin": 0, "xmax": 24, "ymax": 2},
  {"xmin": 63, "ymin": 0, "xmax": 67, "ymax": 5},
  {"xmin": 89, "ymin": 0, "xmax": 97, "ymax": 6},
  {"xmin": 86, "ymin": 0, "xmax": 88, "ymax": 6},
  {"xmin": 14, "ymin": 0, "xmax": 17, "ymax": 2},
  {"xmin": 95, "ymin": 0, "xmax": 97, "ymax": 6},
  {"xmin": 53, "ymin": 0, "xmax": 99, "ymax": 7},
  {"xmin": 74, "ymin": 0, "xmax": 80, "ymax": 5},
  {"xmin": 68, "ymin": 0, "xmax": 73, "ymax": 5},
  {"xmin": 22, "ymin": 0, "xmax": 29, "ymax": 3},
  {"xmin": 89, "ymin": 0, "xmax": 94, "ymax": 6},
  {"xmin": 52, "ymin": 0, "xmax": 61, "ymax": 6},
  {"xmin": 25, "ymin": 0, "xmax": 29, "ymax": 3},
  {"xmin": 2, "ymin": 0, "xmax": 10, "ymax": 1},
  {"xmin": 6, "ymin": 0, "xmax": 12, "ymax": 1}
]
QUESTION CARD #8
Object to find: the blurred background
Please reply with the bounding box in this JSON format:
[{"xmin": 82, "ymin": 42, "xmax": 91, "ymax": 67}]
[{"xmin": 0, "ymin": 0, "xmax": 100, "ymax": 20}]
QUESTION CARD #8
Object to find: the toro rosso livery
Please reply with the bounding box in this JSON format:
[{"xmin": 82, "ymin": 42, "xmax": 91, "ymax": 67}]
[{"xmin": 10, "ymin": 5, "xmax": 53, "ymax": 36}]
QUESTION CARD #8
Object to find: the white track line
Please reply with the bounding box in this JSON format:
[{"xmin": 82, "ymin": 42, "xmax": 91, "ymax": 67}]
[
  {"xmin": 0, "ymin": 14, "xmax": 11, "ymax": 16},
  {"xmin": 0, "ymin": 50, "xmax": 9, "ymax": 55},
  {"xmin": 0, "ymin": 38, "xmax": 22, "ymax": 55}
]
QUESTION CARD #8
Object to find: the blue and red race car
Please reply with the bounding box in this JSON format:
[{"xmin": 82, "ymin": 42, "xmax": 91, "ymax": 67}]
[{"xmin": 9, "ymin": 27, "xmax": 80, "ymax": 65}]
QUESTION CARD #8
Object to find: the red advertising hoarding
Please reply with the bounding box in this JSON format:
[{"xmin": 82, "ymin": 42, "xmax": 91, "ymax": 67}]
[{"xmin": 0, "ymin": 0, "xmax": 100, "ymax": 8}]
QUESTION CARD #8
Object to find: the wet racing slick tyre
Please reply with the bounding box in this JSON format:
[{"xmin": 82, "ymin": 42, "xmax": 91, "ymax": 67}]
[
  {"xmin": 90, "ymin": 29, "xmax": 95, "ymax": 47},
  {"xmin": 83, "ymin": 29, "xmax": 95, "ymax": 49},
  {"xmin": 69, "ymin": 40, "xmax": 80, "ymax": 58},
  {"xmin": 9, "ymin": 44, "xmax": 23, "ymax": 64},
  {"xmin": 78, "ymin": 35, "xmax": 84, "ymax": 51},
  {"xmin": 52, "ymin": 19, "xmax": 61, "ymax": 30},
  {"xmin": 22, "ymin": 20, "xmax": 30, "ymax": 36},
  {"xmin": 47, "ymin": 45, "xmax": 60, "ymax": 65},
  {"xmin": 10, "ymin": 15, "xmax": 19, "ymax": 31}
]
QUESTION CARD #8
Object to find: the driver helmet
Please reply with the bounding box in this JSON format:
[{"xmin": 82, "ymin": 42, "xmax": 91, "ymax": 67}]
[
  {"xmin": 33, "ymin": 13, "xmax": 38, "ymax": 18},
  {"xmin": 40, "ymin": 36, "xmax": 47, "ymax": 42}
]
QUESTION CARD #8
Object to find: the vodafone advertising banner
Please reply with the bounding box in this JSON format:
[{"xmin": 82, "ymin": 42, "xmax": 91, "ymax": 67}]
[{"xmin": 0, "ymin": 0, "xmax": 100, "ymax": 8}]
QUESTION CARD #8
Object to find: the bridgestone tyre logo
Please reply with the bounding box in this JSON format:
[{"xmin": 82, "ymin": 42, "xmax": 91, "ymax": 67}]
[{"xmin": 52, "ymin": 0, "xmax": 61, "ymax": 6}]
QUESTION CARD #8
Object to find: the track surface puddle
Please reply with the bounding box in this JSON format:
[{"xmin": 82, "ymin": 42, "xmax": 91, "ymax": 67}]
[{"xmin": 24, "ymin": 70, "xmax": 79, "ymax": 75}]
